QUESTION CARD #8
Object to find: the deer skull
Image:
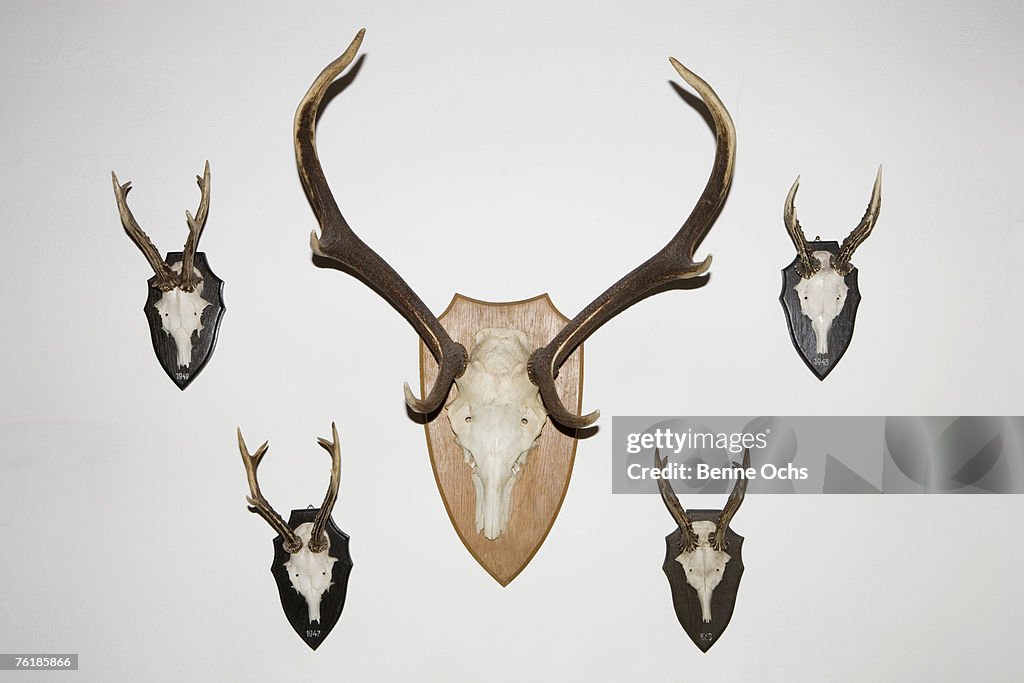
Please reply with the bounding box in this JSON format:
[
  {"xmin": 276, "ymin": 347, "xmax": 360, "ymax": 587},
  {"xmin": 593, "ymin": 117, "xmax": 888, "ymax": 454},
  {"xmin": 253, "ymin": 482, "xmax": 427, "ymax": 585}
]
[
  {"xmin": 675, "ymin": 520, "xmax": 731, "ymax": 623},
  {"xmin": 284, "ymin": 522, "xmax": 338, "ymax": 623},
  {"xmin": 446, "ymin": 329, "xmax": 547, "ymax": 539},
  {"xmin": 657, "ymin": 448, "xmax": 748, "ymax": 630},
  {"xmin": 154, "ymin": 263, "xmax": 211, "ymax": 367},
  {"xmin": 793, "ymin": 251, "xmax": 848, "ymax": 355}
]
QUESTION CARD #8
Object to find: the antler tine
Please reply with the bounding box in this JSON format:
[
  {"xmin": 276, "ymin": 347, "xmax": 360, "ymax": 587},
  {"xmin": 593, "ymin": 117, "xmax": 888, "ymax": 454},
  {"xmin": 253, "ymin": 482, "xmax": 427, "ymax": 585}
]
[
  {"xmin": 784, "ymin": 176, "xmax": 821, "ymax": 278},
  {"xmin": 111, "ymin": 171, "xmax": 178, "ymax": 290},
  {"xmin": 237, "ymin": 428, "xmax": 303, "ymax": 553},
  {"xmin": 527, "ymin": 57, "xmax": 736, "ymax": 429},
  {"xmin": 308, "ymin": 422, "xmax": 342, "ymax": 553},
  {"xmin": 655, "ymin": 449, "xmax": 697, "ymax": 552},
  {"xmin": 180, "ymin": 160, "xmax": 212, "ymax": 292},
  {"xmin": 712, "ymin": 448, "xmax": 750, "ymax": 552},
  {"xmin": 832, "ymin": 166, "xmax": 882, "ymax": 276},
  {"xmin": 295, "ymin": 29, "xmax": 467, "ymax": 415}
]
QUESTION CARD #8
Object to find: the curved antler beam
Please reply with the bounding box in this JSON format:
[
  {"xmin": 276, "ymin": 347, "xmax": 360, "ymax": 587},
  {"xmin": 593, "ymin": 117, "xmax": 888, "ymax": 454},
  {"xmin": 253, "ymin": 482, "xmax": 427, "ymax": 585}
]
[
  {"xmin": 295, "ymin": 29, "xmax": 468, "ymax": 414},
  {"xmin": 527, "ymin": 57, "xmax": 736, "ymax": 429}
]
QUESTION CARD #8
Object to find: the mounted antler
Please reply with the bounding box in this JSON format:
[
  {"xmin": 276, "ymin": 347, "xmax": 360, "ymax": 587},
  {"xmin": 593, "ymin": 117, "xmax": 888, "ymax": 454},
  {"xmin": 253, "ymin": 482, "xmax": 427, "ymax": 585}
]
[
  {"xmin": 656, "ymin": 448, "xmax": 749, "ymax": 552},
  {"xmin": 112, "ymin": 161, "xmax": 212, "ymax": 292},
  {"xmin": 295, "ymin": 30, "xmax": 735, "ymax": 429},
  {"xmin": 784, "ymin": 166, "xmax": 882, "ymax": 278},
  {"xmin": 529, "ymin": 58, "xmax": 736, "ymax": 428},
  {"xmin": 237, "ymin": 424, "xmax": 343, "ymax": 555},
  {"xmin": 295, "ymin": 29, "xmax": 467, "ymax": 415},
  {"xmin": 309, "ymin": 423, "xmax": 343, "ymax": 553},
  {"xmin": 833, "ymin": 167, "xmax": 882, "ymax": 275},
  {"xmin": 237, "ymin": 428, "xmax": 303, "ymax": 553},
  {"xmin": 655, "ymin": 449, "xmax": 698, "ymax": 552}
]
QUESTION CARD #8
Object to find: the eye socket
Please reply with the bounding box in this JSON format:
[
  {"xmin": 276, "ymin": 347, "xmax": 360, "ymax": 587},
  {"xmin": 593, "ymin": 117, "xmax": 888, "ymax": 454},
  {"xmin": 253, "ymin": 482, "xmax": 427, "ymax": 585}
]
[
  {"xmin": 521, "ymin": 418, "xmax": 528, "ymax": 425},
  {"xmin": 464, "ymin": 416, "xmax": 472, "ymax": 423}
]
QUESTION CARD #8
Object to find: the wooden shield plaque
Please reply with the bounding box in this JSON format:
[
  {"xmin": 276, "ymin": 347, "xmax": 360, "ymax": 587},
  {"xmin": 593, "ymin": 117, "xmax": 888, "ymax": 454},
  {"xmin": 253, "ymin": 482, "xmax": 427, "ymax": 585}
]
[{"xmin": 419, "ymin": 294, "xmax": 583, "ymax": 586}]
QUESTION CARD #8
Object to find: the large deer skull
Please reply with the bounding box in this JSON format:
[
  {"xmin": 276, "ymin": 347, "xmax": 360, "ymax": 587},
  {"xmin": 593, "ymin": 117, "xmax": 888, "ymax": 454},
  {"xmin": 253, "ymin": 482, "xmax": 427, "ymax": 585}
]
[
  {"xmin": 296, "ymin": 30, "xmax": 735, "ymax": 542},
  {"xmin": 446, "ymin": 329, "xmax": 548, "ymax": 539},
  {"xmin": 237, "ymin": 424, "xmax": 343, "ymax": 626},
  {"xmin": 784, "ymin": 169, "xmax": 882, "ymax": 358}
]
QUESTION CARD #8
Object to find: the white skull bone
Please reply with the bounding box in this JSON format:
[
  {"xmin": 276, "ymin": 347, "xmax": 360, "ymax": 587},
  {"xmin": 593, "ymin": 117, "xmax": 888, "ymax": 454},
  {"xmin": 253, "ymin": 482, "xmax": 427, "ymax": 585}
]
[
  {"xmin": 446, "ymin": 328, "xmax": 547, "ymax": 540},
  {"xmin": 283, "ymin": 522, "xmax": 338, "ymax": 624},
  {"xmin": 153, "ymin": 262, "xmax": 211, "ymax": 367},
  {"xmin": 675, "ymin": 520, "xmax": 731, "ymax": 623},
  {"xmin": 793, "ymin": 251, "xmax": 848, "ymax": 355}
]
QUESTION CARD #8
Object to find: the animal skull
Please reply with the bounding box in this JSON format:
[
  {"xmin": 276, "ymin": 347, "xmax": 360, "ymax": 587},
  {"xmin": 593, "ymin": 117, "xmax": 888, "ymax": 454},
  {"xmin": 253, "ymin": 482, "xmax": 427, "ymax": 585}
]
[
  {"xmin": 446, "ymin": 329, "xmax": 547, "ymax": 540},
  {"xmin": 154, "ymin": 263, "xmax": 211, "ymax": 367},
  {"xmin": 793, "ymin": 251, "xmax": 848, "ymax": 355},
  {"xmin": 284, "ymin": 522, "xmax": 338, "ymax": 623},
  {"xmin": 675, "ymin": 520, "xmax": 731, "ymax": 623}
]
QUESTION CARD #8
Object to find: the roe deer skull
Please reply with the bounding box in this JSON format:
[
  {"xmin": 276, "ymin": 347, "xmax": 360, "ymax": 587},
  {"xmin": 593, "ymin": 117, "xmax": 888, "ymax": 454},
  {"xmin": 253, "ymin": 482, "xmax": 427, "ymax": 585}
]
[
  {"xmin": 154, "ymin": 263, "xmax": 211, "ymax": 367},
  {"xmin": 793, "ymin": 252, "xmax": 848, "ymax": 355}
]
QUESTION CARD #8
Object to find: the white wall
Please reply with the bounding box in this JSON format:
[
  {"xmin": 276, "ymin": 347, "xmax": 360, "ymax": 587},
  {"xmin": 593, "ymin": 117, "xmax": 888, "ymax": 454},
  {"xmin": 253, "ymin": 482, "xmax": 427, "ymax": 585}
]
[{"xmin": 2, "ymin": 1, "xmax": 1022, "ymax": 680}]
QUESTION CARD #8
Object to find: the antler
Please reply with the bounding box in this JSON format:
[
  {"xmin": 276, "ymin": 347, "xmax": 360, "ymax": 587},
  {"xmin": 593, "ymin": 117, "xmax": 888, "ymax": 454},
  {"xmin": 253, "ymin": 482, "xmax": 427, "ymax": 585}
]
[
  {"xmin": 295, "ymin": 29, "xmax": 468, "ymax": 415},
  {"xmin": 655, "ymin": 449, "xmax": 697, "ymax": 553},
  {"xmin": 112, "ymin": 171, "xmax": 178, "ymax": 290},
  {"xmin": 710, "ymin": 448, "xmax": 750, "ymax": 552},
  {"xmin": 783, "ymin": 176, "xmax": 821, "ymax": 278},
  {"xmin": 527, "ymin": 57, "xmax": 736, "ymax": 429},
  {"xmin": 237, "ymin": 428, "xmax": 303, "ymax": 553},
  {"xmin": 111, "ymin": 161, "xmax": 212, "ymax": 292},
  {"xmin": 180, "ymin": 161, "xmax": 212, "ymax": 291},
  {"xmin": 832, "ymin": 166, "xmax": 882, "ymax": 276},
  {"xmin": 308, "ymin": 422, "xmax": 342, "ymax": 553}
]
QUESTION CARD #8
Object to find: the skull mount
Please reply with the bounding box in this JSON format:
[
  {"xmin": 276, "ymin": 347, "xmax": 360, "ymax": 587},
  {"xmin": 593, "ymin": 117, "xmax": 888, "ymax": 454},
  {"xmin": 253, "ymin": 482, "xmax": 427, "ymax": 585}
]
[
  {"xmin": 112, "ymin": 162, "xmax": 225, "ymax": 389},
  {"xmin": 780, "ymin": 169, "xmax": 881, "ymax": 379},
  {"xmin": 237, "ymin": 424, "xmax": 353, "ymax": 650},
  {"xmin": 657, "ymin": 448, "xmax": 748, "ymax": 652}
]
